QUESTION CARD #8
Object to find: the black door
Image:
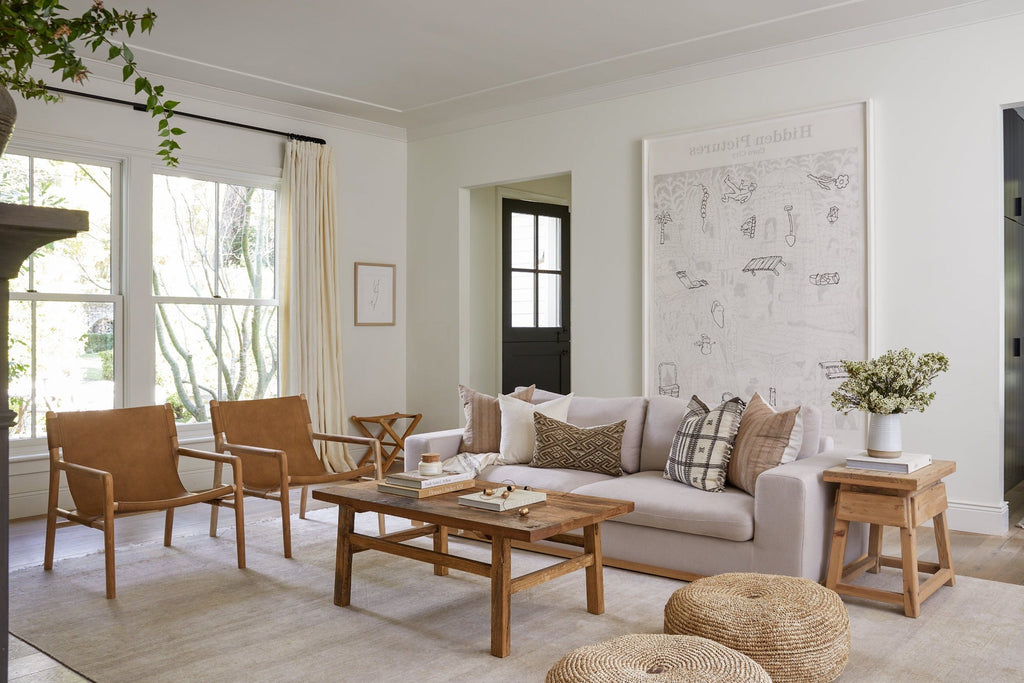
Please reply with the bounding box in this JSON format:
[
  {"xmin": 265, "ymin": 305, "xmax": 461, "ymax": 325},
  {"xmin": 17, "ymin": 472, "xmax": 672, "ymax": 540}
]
[
  {"xmin": 501, "ymin": 198, "xmax": 570, "ymax": 394},
  {"xmin": 1005, "ymin": 108, "xmax": 1024, "ymax": 493}
]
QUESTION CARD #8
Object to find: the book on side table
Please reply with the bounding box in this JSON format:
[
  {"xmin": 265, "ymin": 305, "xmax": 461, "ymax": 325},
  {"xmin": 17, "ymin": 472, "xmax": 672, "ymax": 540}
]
[{"xmin": 845, "ymin": 452, "xmax": 932, "ymax": 474}]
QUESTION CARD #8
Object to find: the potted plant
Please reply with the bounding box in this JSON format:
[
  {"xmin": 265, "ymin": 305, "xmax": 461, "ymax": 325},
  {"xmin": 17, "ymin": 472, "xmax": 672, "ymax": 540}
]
[
  {"xmin": 831, "ymin": 348, "xmax": 950, "ymax": 458},
  {"xmin": 0, "ymin": 0, "xmax": 182, "ymax": 165}
]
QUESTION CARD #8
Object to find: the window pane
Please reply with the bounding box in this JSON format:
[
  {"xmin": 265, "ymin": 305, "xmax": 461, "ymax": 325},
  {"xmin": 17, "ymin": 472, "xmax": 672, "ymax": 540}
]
[
  {"xmin": 155, "ymin": 303, "xmax": 219, "ymax": 423},
  {"xmin": 511, "ymin": 213, "xmax": 535, "ymax": 269},
  {"xmin": 538, "ymin": 273, "xmax": 562, "ymax": 327},
  {"xmin": 9, "ymin": 301, "xmax": 116, "ymax": 440},
  {"xmin": 153, "ymin": 175, "xmax": 216, "ymax": 297},
  {"xmin": 537, "ymin": 215, "xmax": 561, "ymax": 271},
  {"xmin": 218, "ymin": 185, "xmax": 276, "ymax": 298},
  {"xmin": 511, "ymin": 271, "xmax": 534, "ymax": 327},
  {"xmin": 221, "ymin": 305, "xmax": 279, "ymax": 400}
]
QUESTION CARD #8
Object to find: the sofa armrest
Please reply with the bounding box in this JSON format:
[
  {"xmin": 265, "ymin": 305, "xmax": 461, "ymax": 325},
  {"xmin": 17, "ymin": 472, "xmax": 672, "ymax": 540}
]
[
  {"xmin": 404, "ymin": 428, "xmax": 464, "ymax": 472},
  {"xmin": 753, "ymin": 448, "xmax": 868, "ymax": 581}
]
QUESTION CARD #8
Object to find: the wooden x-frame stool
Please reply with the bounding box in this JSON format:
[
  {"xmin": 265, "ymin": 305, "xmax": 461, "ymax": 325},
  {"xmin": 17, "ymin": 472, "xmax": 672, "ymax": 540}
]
[{"xmin": 350, "ymin": 412, "xmax": 422, "ymax": 472}]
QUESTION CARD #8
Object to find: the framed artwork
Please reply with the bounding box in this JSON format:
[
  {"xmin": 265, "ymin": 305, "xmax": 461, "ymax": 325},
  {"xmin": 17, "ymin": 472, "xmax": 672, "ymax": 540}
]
[
  {"xmin": 354, "ymin": 262, "xmax": 396, "ymax": 326},
  {"xmin": 642, "ymin": 102, "xmax": 871, "ymax": 447}
]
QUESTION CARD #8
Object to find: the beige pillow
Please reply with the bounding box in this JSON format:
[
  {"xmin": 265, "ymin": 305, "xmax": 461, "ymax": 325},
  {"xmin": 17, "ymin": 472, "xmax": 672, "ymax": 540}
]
[
  {"xmin": 458, "ymin": 384, "xmax": 535, "ymax": 453},
  {"xmin": 497, "ymin": 392, "xmax": 573, "ymax": 464},
  {"xmin": 529, "ymin": 413, "xmax": 626, "ymax": 477},
  {"xmin": 728, "ymin": 393, "xmax": 803, "ymax": 495}
]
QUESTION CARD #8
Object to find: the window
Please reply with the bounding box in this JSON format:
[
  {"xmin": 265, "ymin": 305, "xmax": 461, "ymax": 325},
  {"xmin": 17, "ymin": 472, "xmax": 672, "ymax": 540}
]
[
  {"xmin": 152, "ymin": 174, "xmax": 279, "ymax": 423},
  {"xmin": 2, "ymin": 153, "xmax": 119, "ymax": 439}
]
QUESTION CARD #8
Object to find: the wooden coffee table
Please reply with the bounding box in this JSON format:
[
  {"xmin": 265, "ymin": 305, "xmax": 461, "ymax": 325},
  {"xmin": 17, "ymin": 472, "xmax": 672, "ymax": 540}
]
[{"xmin": 312, "ymin": 480, "xmax": 634, "ymax": 657}]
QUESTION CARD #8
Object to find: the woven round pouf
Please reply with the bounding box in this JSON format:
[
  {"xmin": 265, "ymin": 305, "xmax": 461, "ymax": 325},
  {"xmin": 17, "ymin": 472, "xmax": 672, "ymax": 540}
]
[
  {"xmin": 664, "ymin": 572, "xmax": 850, "ymax": 682},
  {"xmin": 545, "ymin": 633, "xmax": 771, "ymax": 683}
]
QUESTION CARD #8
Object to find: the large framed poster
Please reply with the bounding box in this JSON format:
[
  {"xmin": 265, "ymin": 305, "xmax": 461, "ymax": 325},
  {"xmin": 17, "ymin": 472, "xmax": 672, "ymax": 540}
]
[{"xmin": 642, "ymin": 102, "xmax": 870, "ymax": 446}]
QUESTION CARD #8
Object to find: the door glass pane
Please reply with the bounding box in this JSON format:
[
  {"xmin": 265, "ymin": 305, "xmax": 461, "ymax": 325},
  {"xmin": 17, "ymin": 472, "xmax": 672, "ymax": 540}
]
[
  {"xmin": 153, "ymin": 175, "xmax": 216, "ymax": 297},
  {"xmin": 511, "ymin": 213, "xmax": 535, "ymax": 269},
  {"xmin": 155, "ymin": 303, "xmax": 219, "ymax": 423},
  {"xmin": 219, "ymin": 185, "xmax": 276, "ymax": 299},
  {"xmin": 538, "ymin": 273, "xmax": 561, "ymax": 327},
  {"xmin": 510, "ymin": 272, "xmax": 535, "ymax": 327},
  {"xmin": 221, "ymin": 305, "xmax": 279, "ymax": 401},
  {"xmin": 537, "ymin": 215, "xmax": 561, "ymax": 271}
]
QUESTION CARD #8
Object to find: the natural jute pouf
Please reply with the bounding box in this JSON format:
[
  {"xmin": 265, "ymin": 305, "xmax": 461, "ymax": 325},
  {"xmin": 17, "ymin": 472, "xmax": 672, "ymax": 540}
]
[
  {"xmin": 664, "ymin": 572, "xmax": 850, "ymax": 683},
  {"xmin": 545, "ymin": 633, "xmax": 771, "ymax": 683}
]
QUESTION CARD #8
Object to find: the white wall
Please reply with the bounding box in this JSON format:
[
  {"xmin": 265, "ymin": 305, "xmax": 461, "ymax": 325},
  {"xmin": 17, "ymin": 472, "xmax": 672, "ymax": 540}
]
[
  {"xmin": 8, "ymin": 83, "xmax": 407, "ymax": 518},
  {"xmin": 407, "ymin": 15, "xmax": 1024, "ymax": 534}
]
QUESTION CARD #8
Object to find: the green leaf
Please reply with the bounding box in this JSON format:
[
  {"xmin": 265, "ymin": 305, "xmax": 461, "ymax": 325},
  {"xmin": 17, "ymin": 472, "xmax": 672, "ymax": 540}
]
[
  {"xmin": 122, "ymin": 63, "xmax": 132, "ymax": 80},
  {"xmin": 134, "ymin": 77, "xmax": 146, "ymax": 94},
  {"xmin": 170, "ymin": 128, "xmax": 184, "ymax": 136},
  {"xmin": 108, "ymin": 45, "xmax": 121, "ymax": 60}
]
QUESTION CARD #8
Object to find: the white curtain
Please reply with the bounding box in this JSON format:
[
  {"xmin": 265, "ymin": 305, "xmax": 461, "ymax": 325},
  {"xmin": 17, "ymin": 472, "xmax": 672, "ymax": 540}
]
[{"xmin": 281, "ymin": 140, "xmax": 355, "ymax": 472}]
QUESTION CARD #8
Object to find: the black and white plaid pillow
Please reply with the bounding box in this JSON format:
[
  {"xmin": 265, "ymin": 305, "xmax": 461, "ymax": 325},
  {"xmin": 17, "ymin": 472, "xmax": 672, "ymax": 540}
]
[{"xmin": 664, "ymin": 396, "xmax": 746, "ymax": 492}]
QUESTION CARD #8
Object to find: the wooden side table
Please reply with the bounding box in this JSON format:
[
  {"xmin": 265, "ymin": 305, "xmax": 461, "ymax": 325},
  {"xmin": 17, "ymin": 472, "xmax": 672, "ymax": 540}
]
[
  {"xmin": 823, "ymin": 459, "xmax": 956, "ymax": 618},
  {"xmin": 350, "ymin": 412, "xmax": 422, "ymax": 471}
]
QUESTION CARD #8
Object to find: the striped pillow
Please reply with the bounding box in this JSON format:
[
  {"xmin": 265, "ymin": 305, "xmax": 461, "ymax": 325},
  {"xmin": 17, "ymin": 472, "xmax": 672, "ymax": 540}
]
[
  {"xmin": 664, "ymin": 396, "xmax": 746, "ymax": 492},
  {"xmin": 728, "ymin": 393, "xmax": 803, "ymax": 495},
  {"xmin": 458, "ymin": 384, "xmax": 535, "ymax": 453}
]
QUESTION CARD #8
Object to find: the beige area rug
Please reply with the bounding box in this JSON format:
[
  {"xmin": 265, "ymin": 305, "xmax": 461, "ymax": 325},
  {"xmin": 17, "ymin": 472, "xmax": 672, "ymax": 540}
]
[{"xmin": 10, "ymin": 509, "xmax": 1024, "ymax": 682}]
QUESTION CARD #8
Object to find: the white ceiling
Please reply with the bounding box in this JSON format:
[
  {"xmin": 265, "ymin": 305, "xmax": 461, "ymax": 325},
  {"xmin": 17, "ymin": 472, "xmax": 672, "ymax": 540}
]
[{"xmin": 70, "ymin": 0, "xmax": 1018, "ymax": 138}]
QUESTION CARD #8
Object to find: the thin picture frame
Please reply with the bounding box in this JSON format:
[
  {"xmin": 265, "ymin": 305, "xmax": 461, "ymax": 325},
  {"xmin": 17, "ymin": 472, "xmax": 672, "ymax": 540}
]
[{"xmin": 354, "ymin": 262, "xmax": 396, "ymax": 326}]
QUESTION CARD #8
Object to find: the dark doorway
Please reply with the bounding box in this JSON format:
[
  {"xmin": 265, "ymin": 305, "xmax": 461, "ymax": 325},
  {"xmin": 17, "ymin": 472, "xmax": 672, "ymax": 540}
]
[
  {"xmin": 501, "ymin": 198, "xmax": 570, "ymax": 394},
  {"xmin": 1005, "ymin": 107, "xmax": 1024, "ymax": 493}
]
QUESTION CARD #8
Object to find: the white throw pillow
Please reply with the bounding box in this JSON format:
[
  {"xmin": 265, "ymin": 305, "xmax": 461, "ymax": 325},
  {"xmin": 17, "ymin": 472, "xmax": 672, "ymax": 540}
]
[{"xmin": 497, "ymin": 393, "xmax": 573, "ymax": 464}]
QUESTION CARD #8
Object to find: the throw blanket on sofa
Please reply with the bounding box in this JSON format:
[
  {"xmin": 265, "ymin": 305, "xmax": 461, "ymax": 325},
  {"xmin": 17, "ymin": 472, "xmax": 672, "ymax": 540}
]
[{"xmin": 442, "ymin": 452, "xmax": 500, "ymax": 477}]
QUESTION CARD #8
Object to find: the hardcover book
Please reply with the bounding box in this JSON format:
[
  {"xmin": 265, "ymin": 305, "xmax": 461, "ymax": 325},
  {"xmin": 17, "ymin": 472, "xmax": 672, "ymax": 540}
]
[
  {"xmin": 384, "ymin": 471, "xmax": 474, "ymax": 489},
  {"xmin": 845, "ymin": 452, "xmax": 932, "ymax": 474},
  {"xmin": 376, "ymin": 479, "xmax": 475, "ymax": 498},
  {"xmin": 457, "ymin": 488, "xmax": 547, "ymax": 512}
]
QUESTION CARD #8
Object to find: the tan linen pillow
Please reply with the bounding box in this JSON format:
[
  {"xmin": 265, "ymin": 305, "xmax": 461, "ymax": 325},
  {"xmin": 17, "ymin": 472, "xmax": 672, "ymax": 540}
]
[
  {"xmin": 458, "ymin": 384, "xmax": 535, "ymax": 453},
  {"xmin": 529, "ymin": 413, "xmax": 626, "ymax": 477},
  {"xmin": 728, "ymin": 392, "xmax": 803, "ymax": 495}
]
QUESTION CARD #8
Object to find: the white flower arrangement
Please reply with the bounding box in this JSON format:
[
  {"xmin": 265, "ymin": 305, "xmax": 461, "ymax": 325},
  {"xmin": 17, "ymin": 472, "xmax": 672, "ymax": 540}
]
[{"xmin": 831, "ymin": 348, "xmax": 950, "ymax": 415}]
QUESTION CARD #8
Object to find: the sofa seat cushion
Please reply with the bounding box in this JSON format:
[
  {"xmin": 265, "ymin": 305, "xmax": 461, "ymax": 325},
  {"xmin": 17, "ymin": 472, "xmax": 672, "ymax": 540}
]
[
  {"xmin": 478, "ymin": 464, "xmax": 616, "ymax": 493},
  {"xmin": 572, "ymin": 471, "xmax": 754, "ymax": 542}
]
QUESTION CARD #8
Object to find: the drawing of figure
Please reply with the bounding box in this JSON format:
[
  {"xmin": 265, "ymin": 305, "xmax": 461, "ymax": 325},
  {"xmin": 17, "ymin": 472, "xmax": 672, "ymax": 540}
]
[
  {"xmin": 697, "ymin": 185, "xmax": 710, "ymax": 232},
  {"xmin": 370, "ymin": 279, "xmax": 381, "ymax": 309},
  {"xmin": 739, "ymin": 215, "xmax": 756, "ymax": 239},
  {"xmin": 721, "ymin": 175, "xmax": 757, "ymax": 203},
  {"xmin": 827, "ymin": 206, "xmax": 839, "ymax": 224},
  {"xmin": 655, "ymin": 210, "xmax": 672, "ymax": 245},
  {"xmin": 768, "ymin": 387, "xmax": 777, "ymax": 407},
  {"xmin": 695, "ymin": 333, "xmax": 716, "ymax": 355},
  {"xmin": 676, "ymin": 270, "xmax": 709, "ymax": 289},
  {"xmin": 809, "ymin": 272, "xmax": 840, "ymax": 286},
  {"xmin": 711, "ymin": 300, "xmax": 725, "ymax": 328},
  {"xmin": 784, "ymin": 204, "xmax": 796, "ymax": 247},
  {"xmin": 807, "ymin": 172, "xmax": 850, "ymax": 191},
  {"xmin": 659, "ymin": 362, "xmax": 680, "ymax": 397}
]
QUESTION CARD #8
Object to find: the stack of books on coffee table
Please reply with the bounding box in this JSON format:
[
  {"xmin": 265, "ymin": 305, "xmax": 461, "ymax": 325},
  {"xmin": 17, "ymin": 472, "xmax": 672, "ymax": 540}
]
[{"xmin": 376, "ymin": 471, "xmax": 475, "ymax": 498}]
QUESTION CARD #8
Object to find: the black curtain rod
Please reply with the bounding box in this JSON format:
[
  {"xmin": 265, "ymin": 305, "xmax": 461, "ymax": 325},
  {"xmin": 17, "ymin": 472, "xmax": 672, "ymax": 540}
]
[{"xmin": 46, "ymin": 86, "xmax": 327, "ymax": 145}]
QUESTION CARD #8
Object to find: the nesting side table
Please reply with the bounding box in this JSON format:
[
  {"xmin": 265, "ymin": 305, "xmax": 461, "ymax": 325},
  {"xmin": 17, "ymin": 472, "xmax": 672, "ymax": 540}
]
[{"xmin": 823, "ymin": 459, "xmax": 956, "ymax": 618}]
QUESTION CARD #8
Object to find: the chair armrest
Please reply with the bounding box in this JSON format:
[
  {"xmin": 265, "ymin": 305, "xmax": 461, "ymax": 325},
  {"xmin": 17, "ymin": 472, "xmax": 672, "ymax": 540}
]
[
  {"xmin": 54, "ymin": 460, "xmax": 111, "ymax": 480},
  {"xmin": 404, "ymin": 428, "xmax": 464, "ymax": 472},
  {"xmin": 219, "ymin": 441, "xmax": 285, "ymax": 459},
  {"xmin": 752, "ymin": 448, "xmax": 868, "ymax": 581},
  {"xmin": 177, "ymin": 447, "xmax": 242, "ymax": 466},
  {"xmin": 313, "ymin": 433, "xmax": 383, "ymax": 479}
]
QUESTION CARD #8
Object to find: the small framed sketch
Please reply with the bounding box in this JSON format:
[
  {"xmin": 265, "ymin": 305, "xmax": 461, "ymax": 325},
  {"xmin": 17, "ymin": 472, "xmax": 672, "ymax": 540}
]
[{"xmin": 354, "ymin": 262, "xmax": 396, "ymax": 326}]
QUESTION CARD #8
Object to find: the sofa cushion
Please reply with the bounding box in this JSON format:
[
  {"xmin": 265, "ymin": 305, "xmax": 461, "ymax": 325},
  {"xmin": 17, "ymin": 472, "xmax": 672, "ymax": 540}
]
[
  {"xmin": 518, "ymin": 388, "xmax": 648, "ymax": 474},
  {"xmin": 478, "ymin": 464, "xmax": 615, "ymax": 492},
  {"xmin": 573, "ymin": 471, "xmax": 754, "ymax": 542},
  {"xmin": 497, "ymin": 393, "xmax": 573, "ymax": 464},
  {"xmin": 530, "ymin": 413, "xmax": 626, "ymax": 476},
  {"xmin": 728, "ymin": 393, "xmax": 802, "ymax": 495},
  {"xmin": 664, "ymin": 396, "xmax": 745, "ymax": 493},
  {"xmin": 459, "ymin": 384, "xmax": 534, "ymax": 453}
]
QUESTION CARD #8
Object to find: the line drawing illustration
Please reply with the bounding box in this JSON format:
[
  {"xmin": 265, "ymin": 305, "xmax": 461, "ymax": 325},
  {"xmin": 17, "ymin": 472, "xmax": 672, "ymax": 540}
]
[
  {"xmin": 699, "ymin": 185, "xmax": 710, "ymax": 232},
  {"xmin": 722, "ymin": 175, "xmax": 757, "ymax": 203},
  {"xmin": 784, "ymin": 204, "xmax": 796, "ymax": 247},
  {"xmin": 818, "ymin": 361, "xmax": 850, "ymax": 380},
  {"xmin": 827, "ymin": 206, "xmax": 839, "ymax": 224},
  {"xmin": 739, "ymin": 215, "xmax": 756, "ymax": 239},
  {"xmin": 742, "ymin": 256, "xmax": 786, "ymax": 276},
  {"xmin": 695, "ymin": 333, "xmax": 716, "ymax": 355},
  {"xmin": 676, "ymin": 270, "xmax": 709, "ymax": 289},
  {"xmin": 807, "ymin": 172, "xmax": 850, "ymax": 191},
  {"xmin": 721, "ymin": 392, "xmax": 736, "ymax": 402},
  {"xmin": 711, "ymin": 300, "xmax": 725, "ymax": 328},
  {"xmin": 809, "ymin": 272, "xmax": 840, "ymax": 286},
  {"xmin": 658, "ymin": 362, "xmax": 680, "ymax": 397},
  {"xmin": 768, "ymin": 387, "xmax": 777, "ymax": 407},
  {"xmin": 655, "ymin": 210, "xmax": 672, "ymax": 245}
]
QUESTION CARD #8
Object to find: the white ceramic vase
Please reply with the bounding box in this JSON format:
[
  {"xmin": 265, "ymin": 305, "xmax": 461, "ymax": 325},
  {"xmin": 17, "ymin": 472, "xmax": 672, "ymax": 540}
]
[{"xmin": 867, "ymin": 413, "xmax": 902, "ymax": 458}]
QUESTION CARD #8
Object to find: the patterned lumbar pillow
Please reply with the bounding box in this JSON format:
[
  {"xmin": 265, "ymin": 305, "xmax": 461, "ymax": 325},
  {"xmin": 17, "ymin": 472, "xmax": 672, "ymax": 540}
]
[
  {"xmin": 728, "ymin": 392, "xmax": 804, "ymax": 495},
  {"xmin": 458, "ymin": 384, "xmax": 535, "ymax": 453},
  {"xmin": 664, "ymin": 396, "xmax": 746, "ymax": 492},
  {"xmin": 529, "ymin": 413, "xmax": 626, "ymax": 477}
]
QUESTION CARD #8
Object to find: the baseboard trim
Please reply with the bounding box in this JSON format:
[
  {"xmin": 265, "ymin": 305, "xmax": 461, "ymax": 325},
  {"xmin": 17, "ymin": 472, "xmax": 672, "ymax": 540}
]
[{"xmin": 945, "ymin": 499, "xmax": 1009, "ymax": 536}]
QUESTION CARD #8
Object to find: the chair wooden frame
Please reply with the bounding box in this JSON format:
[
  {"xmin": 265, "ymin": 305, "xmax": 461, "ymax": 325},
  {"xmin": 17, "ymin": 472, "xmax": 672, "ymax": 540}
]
[
  {"xmin": 44, "ymin": 405, "xmax": 246, "ymax": 599},
  {"xmin": 209, "ymin": 395, "xmax": 385, "ymax": 558}
]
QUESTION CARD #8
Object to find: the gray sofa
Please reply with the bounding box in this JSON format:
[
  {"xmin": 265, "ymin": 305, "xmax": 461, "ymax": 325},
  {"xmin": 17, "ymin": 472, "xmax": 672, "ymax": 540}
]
[{"xmin": 404, "ymin": 390, "xmax": 867, "ymax": 581}]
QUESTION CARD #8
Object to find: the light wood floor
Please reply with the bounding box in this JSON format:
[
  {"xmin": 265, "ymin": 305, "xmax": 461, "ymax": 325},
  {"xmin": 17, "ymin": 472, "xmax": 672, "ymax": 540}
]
[{"xmin": 8, "ymin": 482, "xmax": 1024, "ymax": 680}]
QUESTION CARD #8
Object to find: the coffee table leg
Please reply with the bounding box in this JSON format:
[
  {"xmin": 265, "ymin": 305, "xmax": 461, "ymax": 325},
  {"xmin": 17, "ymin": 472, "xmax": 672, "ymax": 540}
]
[
  {"xmin": 583, "ymin": 523, "xmax": 604, "ymax": 615},
  {"xmin": 490, "ymin": 536, "xmax": 512, "ymax": 657},
  {"xmin": 434, "ymin": 525, "xmax": 449, "ymax": 576},
  {"xmin": 334, "ymin": 505, "xmax": 355, "ymax": 607}
]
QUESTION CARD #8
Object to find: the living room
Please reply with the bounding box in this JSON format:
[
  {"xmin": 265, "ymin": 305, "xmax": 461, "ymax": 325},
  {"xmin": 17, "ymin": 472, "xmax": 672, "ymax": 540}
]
[{"xmin": 4, "ymin": 1, "xmax": 1024, "ymax": 680}]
